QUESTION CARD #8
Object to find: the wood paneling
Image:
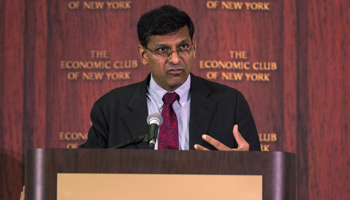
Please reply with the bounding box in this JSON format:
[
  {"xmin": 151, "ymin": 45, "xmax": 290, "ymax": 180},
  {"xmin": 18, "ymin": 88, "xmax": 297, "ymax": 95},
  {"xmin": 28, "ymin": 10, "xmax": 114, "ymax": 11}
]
[
  {"xmin": 0, "ymin": 0, "xmax": 25, "ymax": 200},
  {"xmin": 282, "ymin": 0, "xmax": 297, "ymax": 153},
  {"xmin": 296, "ymin": 0, "xmax": 310, "ymax": 199},
  {"xmin": 1, "ymin": 0, "xmax": 350, "ymax": 199},
  {"xmin": 306, "ymin": 0, "xmax": 350, "ymax": 199}
]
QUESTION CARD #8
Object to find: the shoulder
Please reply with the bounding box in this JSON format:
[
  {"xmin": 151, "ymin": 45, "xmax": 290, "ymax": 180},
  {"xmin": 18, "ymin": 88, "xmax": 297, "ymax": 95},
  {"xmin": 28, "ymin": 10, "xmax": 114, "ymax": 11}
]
[
  {"xmin": 191, "ymin": 74, "xmax": 243, "ymax": 98},
  {"xmin": 94, "ymin": 77, "xmax": 148, "ymax": 107}
]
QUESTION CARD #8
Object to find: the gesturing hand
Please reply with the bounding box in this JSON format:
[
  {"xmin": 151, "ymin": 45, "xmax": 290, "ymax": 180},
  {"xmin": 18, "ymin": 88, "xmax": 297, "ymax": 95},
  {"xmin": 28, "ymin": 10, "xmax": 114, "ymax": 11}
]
[{"xmin": 194, "ymin": 124, "xmax": 249, "ymax": 151}]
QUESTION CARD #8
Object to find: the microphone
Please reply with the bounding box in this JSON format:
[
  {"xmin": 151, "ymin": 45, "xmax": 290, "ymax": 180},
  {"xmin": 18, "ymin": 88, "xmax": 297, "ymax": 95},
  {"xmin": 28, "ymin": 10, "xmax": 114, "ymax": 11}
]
[
  {"xmin": 110, "ymin": 113, "xmax": 163, "ymax": 149},
  {"xmin": 147, "ymin": 112, "xmax": 163, "ymax": 149}
]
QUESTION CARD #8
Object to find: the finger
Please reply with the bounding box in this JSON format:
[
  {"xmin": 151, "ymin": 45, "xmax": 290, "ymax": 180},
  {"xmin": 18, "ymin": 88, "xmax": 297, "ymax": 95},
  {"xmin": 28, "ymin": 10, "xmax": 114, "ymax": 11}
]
[
  {"xmin": 232, "ymin": 125, "xmax": 249, "ymax": 151},
  {"xmin": 20, "ymin": 186, "xmax": 25, "ymax": 200},
  {"xmin": 202, "ymin": 134, "xmax": 231, "ymax": 151},
  {"xmin": 194, "ymin": 144, "xmax": 209, "ymax": 151}
]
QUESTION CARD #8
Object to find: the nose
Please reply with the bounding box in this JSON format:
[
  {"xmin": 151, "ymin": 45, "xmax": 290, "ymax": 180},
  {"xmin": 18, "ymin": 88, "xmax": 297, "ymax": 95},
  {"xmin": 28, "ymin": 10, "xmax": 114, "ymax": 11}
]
[{"xmin": 168, "ymin": 50, "xmax": 181, "ymax": 64}]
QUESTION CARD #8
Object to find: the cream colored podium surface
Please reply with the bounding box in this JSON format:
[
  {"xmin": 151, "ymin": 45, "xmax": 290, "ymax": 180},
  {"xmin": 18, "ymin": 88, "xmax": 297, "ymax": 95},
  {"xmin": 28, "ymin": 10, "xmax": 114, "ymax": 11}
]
[{"xmin": 57, "ymin": 173, "xmax": 262, "ymax": 200}]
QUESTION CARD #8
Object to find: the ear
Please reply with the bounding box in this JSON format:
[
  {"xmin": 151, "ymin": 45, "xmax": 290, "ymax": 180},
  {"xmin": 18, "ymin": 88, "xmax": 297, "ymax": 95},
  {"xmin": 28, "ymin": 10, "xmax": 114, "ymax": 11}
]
[
  {"xmin": 192, "ymin": 37, "xmax": 196, "ymax": 58},
  {"xmin": 137, "ymin": 45, "xmax": 148, "ymax": 65}
]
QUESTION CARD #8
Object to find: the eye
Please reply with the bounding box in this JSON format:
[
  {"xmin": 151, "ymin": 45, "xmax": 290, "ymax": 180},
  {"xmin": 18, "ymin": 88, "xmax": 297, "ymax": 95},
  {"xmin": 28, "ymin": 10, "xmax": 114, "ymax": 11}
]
[
  {"xmin": 178, "ymin": 44, "xmax": 189, "ymax": 50},
  {"xmin": 156, "ymin": 47, "xmax": 169, "ymax": 52}
]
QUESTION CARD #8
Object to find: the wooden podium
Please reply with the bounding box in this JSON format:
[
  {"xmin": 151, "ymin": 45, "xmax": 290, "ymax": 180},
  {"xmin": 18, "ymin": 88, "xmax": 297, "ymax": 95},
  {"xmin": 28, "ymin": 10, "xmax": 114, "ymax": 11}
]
[{"xmin": 25, "ymin": 149, "xmax": 296, "ymax": 200}]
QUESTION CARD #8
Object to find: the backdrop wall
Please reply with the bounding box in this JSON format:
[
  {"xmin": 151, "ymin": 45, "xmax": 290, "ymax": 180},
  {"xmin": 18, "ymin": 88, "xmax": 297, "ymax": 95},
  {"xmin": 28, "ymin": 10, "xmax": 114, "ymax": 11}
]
[{"xmin": 0, "ymin": 0, "xmax": 349, "ymax": 199}]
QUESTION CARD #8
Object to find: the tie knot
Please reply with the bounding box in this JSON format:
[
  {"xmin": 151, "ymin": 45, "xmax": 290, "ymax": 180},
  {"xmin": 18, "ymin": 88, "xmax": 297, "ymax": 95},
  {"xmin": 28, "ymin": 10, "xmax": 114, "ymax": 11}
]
[{"xmin": 163, "ymin": 92, "xmax": 179, "ymax": 105}]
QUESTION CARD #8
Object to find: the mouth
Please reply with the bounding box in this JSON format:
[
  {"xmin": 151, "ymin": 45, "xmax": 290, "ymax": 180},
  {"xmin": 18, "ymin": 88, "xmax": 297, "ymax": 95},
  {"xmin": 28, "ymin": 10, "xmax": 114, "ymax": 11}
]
[{"xmin": 168, "ymin": 68, "xmax": 184, "ymax": 75}]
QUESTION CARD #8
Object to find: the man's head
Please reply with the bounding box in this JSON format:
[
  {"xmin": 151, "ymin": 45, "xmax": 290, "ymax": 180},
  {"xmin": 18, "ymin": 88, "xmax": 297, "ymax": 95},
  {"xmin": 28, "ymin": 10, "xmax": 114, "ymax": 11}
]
[
  {"xmin": 137, "ymin": 5, "xmax": 196, "ymax": 91},
  {"xmin": 137, "ymin": 5, "xmax": 195, "ymax": 48}
]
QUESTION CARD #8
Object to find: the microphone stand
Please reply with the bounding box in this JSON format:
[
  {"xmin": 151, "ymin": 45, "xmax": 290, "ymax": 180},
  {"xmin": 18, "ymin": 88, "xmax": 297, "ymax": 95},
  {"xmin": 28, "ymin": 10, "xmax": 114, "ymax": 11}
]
[
  {"xmin": 110, "ymin": 132, "xmax": 156, "ymax": 149},
  {"xmin": 110, "ymin": 134, "xmax": 147, "ymax": 149}
]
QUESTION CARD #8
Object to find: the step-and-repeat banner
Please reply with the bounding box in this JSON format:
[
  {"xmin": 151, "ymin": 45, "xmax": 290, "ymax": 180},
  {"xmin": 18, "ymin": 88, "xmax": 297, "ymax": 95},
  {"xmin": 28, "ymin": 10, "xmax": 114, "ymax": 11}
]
[
  {"xmin": 1, "ymin": 0, "xmax": 349, "ymax": 200},
  {"xmin": 29, "ymin": 0, "xmax": 292, "ymax": 151}
]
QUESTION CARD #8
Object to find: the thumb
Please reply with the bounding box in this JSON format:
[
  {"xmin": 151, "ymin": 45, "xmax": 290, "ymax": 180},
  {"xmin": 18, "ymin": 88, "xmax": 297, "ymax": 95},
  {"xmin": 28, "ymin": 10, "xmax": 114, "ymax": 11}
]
[{"xmin": 232, "ymin": 124, "xmax": 249, "ymax": 150}]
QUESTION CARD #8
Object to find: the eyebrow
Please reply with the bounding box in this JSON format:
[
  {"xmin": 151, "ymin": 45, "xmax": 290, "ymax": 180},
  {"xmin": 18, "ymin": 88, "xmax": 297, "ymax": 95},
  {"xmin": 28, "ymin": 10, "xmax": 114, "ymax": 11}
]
[{"xmin": 154, "ymin": 39, "xmax": 191, "ymax": 48}]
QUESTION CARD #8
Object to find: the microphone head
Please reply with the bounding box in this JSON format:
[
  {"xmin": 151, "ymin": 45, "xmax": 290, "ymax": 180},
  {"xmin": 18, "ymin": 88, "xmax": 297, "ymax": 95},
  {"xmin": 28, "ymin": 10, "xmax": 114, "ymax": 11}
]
[{"xmin": 147, "ymin": 112, "xmax": 163, "ymax": 126}]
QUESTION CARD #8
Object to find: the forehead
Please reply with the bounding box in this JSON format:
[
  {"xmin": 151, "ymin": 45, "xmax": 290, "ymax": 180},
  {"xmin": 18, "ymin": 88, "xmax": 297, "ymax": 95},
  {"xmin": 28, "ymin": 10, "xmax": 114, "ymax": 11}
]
[{"xmin": 147, "ymin": 26, "xmax": 191, "ymax": 47}]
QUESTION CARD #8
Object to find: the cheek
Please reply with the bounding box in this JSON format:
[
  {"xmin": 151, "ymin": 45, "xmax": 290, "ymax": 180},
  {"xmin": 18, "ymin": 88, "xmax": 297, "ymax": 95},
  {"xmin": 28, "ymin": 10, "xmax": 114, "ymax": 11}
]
[
  {"xmin": 185, "ymin": 59, "xmax": 194, "ymax": 72},
  {"xmin": 149, "ymin": 62, "xmax": 166, "ymax": 75}
]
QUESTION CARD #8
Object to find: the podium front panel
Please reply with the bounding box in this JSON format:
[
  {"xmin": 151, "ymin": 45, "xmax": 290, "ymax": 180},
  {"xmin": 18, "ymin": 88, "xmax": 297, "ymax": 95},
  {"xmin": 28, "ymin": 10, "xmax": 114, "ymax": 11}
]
[{"xmin": 25, "ymin": 149, "xmax": 296, "ymax": 200}]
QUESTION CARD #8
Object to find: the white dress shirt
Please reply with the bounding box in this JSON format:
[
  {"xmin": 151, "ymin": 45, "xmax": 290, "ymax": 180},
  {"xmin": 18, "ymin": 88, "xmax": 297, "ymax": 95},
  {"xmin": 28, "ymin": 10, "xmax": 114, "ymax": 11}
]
[{"xmin": 146, "ymin": 74, "xmax": 191, "ymax": 150}]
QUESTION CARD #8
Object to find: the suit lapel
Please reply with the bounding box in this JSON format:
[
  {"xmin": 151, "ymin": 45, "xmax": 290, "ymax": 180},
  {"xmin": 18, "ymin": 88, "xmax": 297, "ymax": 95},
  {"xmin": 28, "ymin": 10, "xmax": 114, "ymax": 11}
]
[
  {"xmin": 189, "ymin": 74, "xmax": 216, "ymax": 150},
  {"xmin": 122, "ymin": 75, "xmax": 150, "ymax": 149},
  {"xmin": 121, "ymin": 74, "xmax": 216, "ymax": 150}
]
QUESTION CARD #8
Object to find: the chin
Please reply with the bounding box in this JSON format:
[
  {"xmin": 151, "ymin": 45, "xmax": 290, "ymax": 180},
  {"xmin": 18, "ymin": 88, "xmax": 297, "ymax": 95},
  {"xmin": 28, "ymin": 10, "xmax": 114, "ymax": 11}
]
[{"xmin": 167, "ymin": 81, "xmax": 183, "ymax": 90}]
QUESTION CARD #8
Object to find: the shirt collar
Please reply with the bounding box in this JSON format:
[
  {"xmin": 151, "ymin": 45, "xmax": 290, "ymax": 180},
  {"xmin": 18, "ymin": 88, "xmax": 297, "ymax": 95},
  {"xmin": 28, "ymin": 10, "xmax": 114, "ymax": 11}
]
[{"xmin": 148, "ymin": 74, "xmax": 191, "ymax": 108}]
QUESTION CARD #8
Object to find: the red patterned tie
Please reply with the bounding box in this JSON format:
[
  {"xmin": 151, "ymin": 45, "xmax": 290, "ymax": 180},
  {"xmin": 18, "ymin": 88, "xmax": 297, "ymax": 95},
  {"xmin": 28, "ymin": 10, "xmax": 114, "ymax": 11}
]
[{"xmin": 158, "ymin": 92, "xmax": 179, "ymax": 150}]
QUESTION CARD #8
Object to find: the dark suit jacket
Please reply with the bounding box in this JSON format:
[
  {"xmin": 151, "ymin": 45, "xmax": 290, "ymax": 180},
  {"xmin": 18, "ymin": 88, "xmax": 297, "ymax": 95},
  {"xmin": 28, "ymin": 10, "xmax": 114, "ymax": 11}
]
[{"xmin": 80, "ymin": 74, "xmax": 260, "ymax": 150}]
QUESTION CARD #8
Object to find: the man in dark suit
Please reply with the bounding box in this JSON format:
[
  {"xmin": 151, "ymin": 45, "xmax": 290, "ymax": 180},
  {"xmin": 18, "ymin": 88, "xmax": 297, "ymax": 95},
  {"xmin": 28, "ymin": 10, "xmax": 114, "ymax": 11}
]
[{"xmin": 80, "ymin": 5, "xmax": 260, "ymax": 151}]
